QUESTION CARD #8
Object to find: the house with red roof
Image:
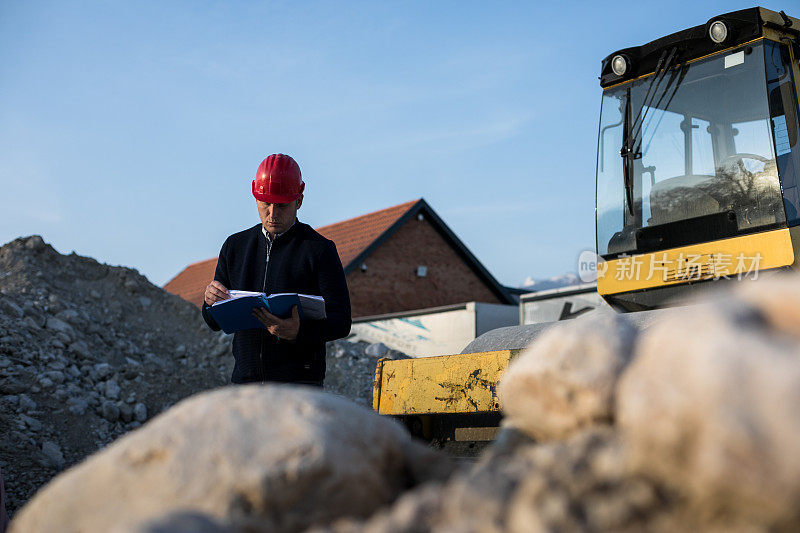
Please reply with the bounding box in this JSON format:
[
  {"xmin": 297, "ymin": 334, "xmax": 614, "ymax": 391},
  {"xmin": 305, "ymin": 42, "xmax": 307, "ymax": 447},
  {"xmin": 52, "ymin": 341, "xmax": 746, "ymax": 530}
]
[{"xmin": 164, "ymin": 198, "xmax": 514, "ymax": 318}]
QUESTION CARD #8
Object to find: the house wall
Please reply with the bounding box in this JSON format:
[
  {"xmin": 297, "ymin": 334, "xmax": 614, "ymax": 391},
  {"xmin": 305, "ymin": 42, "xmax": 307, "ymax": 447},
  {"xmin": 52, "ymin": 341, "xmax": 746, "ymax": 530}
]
[{"xmin": 346, "ymin": 215, "xmax": 503, "ymax": 317}]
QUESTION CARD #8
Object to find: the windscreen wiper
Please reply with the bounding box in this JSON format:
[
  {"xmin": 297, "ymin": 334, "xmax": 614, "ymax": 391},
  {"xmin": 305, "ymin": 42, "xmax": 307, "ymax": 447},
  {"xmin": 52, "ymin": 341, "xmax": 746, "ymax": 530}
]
[
  {"xmin": 637, "ymin": 64, "xmax": 689, "ymax": 157},
  {"xmin": 621, "ymin": 87, "xmax": 635, "ymax": 217},
  {"xmin": 630, "ymin": 47, "xmax": 678, "ymax": 145},
  {"xmin": 620, "ymin": 47, "xmax": 679, "ymax": 218}
]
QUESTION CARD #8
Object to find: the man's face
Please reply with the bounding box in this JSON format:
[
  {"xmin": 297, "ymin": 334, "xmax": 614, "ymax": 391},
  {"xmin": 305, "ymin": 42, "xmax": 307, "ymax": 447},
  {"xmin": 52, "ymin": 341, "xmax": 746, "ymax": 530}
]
[{"xmin": 257, "ymin": 195, "xmax": 302, "ymax": 237}]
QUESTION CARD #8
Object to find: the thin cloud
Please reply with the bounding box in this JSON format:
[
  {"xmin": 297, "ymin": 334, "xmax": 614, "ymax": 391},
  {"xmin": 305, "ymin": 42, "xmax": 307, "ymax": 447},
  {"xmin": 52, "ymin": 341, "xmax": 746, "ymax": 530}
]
[
  {"xmin": 364, "ymin": 113, "xmax": 535, "ymax": 155},
  {"xmin": 442, "ymin": 201, "xmax": 545, "ymax": 216}
]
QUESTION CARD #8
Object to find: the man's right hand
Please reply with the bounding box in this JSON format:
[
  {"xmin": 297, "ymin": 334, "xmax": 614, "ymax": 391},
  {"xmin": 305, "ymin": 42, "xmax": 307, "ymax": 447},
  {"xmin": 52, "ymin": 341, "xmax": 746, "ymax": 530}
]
[{"xmin": 204, "ymin": 281, "xmax": 230, "ymax": 306}]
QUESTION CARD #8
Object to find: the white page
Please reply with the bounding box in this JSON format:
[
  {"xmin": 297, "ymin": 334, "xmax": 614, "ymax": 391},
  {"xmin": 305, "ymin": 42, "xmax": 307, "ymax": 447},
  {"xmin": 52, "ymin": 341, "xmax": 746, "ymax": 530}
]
[
  {"xmin": 269, "ymin": 293, "xmax": 323, "ymax": 301},
  {"xmin": 228, "ymin": 290, "xmax": 265, "ymax": 298},
  {"xmin": 211, "ymin": 290, "xmax": 265, "ymax": 307}
]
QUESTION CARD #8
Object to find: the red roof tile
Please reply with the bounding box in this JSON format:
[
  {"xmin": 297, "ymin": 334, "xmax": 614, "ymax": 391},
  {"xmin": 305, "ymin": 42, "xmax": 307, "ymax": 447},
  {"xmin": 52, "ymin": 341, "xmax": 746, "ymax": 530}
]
[
  {"xmin": 315, "ymin": 199, "xmax": 419, "ymax": 268},
  {"xmin": 163, "ymin": 258, "xmax": 217, "ymax": 308},
  {"xmin": 164, "ymin": 199, "xmax": 420, "ymax": 307}
]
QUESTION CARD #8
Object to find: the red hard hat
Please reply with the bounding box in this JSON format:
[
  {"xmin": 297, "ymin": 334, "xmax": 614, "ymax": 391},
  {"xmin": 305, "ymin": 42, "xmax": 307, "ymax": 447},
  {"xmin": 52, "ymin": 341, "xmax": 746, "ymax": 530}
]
[{"xmin": 252, "ymin": 154, "xmax": 305, "ymax": 203}]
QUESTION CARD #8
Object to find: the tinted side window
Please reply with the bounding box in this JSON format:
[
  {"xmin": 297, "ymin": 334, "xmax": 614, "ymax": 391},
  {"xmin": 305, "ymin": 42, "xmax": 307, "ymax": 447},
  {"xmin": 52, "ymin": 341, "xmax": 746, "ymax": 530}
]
[{"xmin": 765, "ymin": 41, "xmax": 800, "ymax": 225}]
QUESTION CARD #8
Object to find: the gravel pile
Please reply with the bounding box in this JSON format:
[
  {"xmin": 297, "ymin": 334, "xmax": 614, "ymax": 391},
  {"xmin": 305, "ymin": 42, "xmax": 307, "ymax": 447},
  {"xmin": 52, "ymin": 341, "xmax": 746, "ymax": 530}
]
[
  {"xmin": 325, "ymin": 341, "xmax": 409, "ymax": 406},
  {"xmin": 8, "ymin": 242, "xmax": 800, "ymax": 532},
  {"xmin": 0, "ymin": 235, "xmax": 390, "ymax": 517}
]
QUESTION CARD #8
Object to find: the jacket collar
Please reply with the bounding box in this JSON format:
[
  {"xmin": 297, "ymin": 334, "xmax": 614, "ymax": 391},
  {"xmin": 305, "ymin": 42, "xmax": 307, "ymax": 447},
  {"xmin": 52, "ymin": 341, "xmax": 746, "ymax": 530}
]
[{"xmin": 260, "ymin": 218, "xmax": 299, "ymax": 242}]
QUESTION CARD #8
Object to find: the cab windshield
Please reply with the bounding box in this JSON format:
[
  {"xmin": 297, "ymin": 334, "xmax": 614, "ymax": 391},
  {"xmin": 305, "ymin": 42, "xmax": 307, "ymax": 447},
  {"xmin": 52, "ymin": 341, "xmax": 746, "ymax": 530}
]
[{"xmin": 596, "ymin": 40, "xmax": 799, "ymax": 258}]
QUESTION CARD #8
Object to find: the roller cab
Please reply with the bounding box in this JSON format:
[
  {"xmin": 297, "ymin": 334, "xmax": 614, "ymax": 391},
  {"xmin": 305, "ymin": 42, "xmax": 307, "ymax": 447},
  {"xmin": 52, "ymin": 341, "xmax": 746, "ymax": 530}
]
[{"xmin": 596, "ymin": 8, "xmax": 800, "ymax": 310}]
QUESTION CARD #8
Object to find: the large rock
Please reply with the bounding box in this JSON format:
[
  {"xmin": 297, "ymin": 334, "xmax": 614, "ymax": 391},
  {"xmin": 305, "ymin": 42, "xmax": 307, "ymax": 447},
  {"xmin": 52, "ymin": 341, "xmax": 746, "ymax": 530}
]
[
  {"xmin": 364, "ymin": 343, "xmax": 389, "ymax": 357},
  {"xmin": 498, "ymin": 312, "xmax": 637, "ymax": 441},
  {"xmin": 40, "ymin": 441, "xmax": 65, "ymax": 469},
  {"xmin": 617, "ymin": 297, "xmax": 800, "ymax": 525},
  {"xmin": 10, "ymin": 385, "xmax": 454, "ymax": 533},
  {"xmin": 324, "ymin": 426, "xmax": 668, "ymax": 533},
  {"xmin": 44, "ymin": 317, "xmax": 73, "ymax": 335},
  {"xmin": 127, "ymin": 511, "xmax": 235, "ymax": 533},
  {"xmin": 24, "ymin": 235, "xmax": 45, "ymax": 251},
  {"xmin": 0, "ymin": 299, "xmax": 23, "ymax": 318},
  {"xmin": 735, "ymin": 275, "xmax": 800, "ymax": 340}
]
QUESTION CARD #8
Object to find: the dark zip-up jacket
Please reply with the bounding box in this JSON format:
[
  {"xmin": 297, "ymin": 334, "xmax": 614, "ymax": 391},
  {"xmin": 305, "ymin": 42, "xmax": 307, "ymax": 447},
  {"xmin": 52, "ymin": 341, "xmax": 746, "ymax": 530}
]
[{"xmin": 201, "ymin": 221, "xmax": 351, "ymax": 384}]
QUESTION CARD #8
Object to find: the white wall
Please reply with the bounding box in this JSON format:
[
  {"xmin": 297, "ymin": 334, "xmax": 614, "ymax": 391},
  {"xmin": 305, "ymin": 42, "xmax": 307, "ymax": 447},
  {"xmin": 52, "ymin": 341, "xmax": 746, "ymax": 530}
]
[
  {"xmin": 350, "ymin": 302, "xmax": 518, "ymax": 357},
  {"xmin": 521, "ymin": 289, "xmax": 609, "ymax": 324}
]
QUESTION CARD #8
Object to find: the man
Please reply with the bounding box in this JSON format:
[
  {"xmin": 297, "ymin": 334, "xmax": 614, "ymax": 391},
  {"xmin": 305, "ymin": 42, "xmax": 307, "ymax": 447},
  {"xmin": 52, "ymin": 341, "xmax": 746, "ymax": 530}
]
[{"xmin": 202, "ymin": 154, "xmax": 351, "ymax": 386}]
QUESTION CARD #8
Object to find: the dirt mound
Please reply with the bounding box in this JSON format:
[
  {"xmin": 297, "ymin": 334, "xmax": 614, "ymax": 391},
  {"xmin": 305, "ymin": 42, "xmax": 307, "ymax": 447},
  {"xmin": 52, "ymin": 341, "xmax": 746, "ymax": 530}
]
[
  {"xmin": 0, "ymin": 236, "xmax": 395, "ymax": 518},
  {"xmin": 325, "ymin": 341, "xmax": 408, "ymax": 407},
  {"xmin": 0, "ymin": 236, "xmax": 229, "ymax": 514}
]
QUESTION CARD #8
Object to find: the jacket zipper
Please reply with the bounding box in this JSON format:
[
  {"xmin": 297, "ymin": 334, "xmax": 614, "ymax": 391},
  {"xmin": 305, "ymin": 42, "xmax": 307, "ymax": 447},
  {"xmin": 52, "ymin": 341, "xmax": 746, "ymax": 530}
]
[{"xmin": 259, "ymin": 237, "xmax": 272, "ymax": 383}]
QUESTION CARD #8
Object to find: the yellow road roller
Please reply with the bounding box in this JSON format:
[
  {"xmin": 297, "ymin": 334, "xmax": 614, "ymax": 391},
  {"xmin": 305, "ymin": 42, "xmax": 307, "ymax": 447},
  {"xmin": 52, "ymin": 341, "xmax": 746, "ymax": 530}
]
[{"xmin": 374, "ymin": 7, "xmax": 800, "ymax": 445}]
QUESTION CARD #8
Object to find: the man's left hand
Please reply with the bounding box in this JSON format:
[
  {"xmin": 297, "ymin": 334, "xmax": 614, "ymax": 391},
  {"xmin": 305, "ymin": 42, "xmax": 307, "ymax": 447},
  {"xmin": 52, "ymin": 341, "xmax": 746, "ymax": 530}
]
[{"xmin": 252, "ymin": 305, "xmax": 300, "ymax": 341}]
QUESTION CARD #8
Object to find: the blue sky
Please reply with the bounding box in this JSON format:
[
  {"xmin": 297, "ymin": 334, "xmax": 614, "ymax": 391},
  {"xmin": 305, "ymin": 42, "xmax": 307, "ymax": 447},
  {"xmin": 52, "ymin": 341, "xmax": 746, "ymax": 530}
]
[{"xmin": 0, "ymin": 1, "xmax": 789, "ymax": 287}]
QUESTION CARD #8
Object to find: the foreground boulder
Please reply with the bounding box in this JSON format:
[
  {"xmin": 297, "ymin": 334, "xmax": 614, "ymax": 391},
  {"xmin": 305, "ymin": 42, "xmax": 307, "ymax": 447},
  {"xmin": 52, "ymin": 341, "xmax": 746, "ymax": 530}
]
[
  {"xmin": 618, "ymin": 295, "xmax": 800, "ymax": 526},
  {"xmin": 323, "ymin": 426, "xmax": 668, "ymax": 533},
  {"xmin": 498, "ymin": 312, "xmax": 637, "ymax": 441},
  {"xmin": 324, "ymin": 277, "xmax": 800, "ymax": 532},
  {"xmin": 735, "ymin": 276, "xmax": 800, "ymax": 340},
  {"xmin": 10, "ymin": 385, "xmax": 454, "ymax": 533}
]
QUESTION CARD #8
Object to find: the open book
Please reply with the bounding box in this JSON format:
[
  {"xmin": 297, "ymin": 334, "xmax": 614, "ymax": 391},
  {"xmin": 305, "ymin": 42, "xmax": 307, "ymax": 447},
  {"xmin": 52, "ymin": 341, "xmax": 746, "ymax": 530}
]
[{"xmin": 208, "ymin": 290, "xmax": 326, "ymax": 334}]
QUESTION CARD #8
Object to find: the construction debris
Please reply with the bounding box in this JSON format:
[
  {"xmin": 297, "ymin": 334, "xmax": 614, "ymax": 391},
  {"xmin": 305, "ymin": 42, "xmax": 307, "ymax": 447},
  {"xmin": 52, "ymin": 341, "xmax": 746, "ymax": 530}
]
[
  {"xmin": 9, "ymin": 386, "xmax": 456, "ymax": 533},
  {"xmin": 6, "ymin": 235, "xmax": 800, "ymax": 532},
  {"xmin": 0, "ymin": 236, "xmax": 401, "ymax": 517}
]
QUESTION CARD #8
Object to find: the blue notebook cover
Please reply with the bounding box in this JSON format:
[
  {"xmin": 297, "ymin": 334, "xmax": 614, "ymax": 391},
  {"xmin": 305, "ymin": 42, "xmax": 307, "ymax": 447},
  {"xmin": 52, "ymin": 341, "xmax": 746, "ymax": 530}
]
[{"xmin": 208, "ymin": 292, "xmax": 325, "ymax": 334}]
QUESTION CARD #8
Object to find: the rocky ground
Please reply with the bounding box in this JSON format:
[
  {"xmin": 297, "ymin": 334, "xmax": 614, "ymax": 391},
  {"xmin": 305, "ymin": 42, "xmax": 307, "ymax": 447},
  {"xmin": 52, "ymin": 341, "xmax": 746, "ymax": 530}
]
[
  {"xmin": 325, "ymin": 341, "xmax": 408, "ymax": 407},
  {"xmin": 0, "ymin": 236, "xmax": 404, "ymax": 517},
  {"xmin": 11, "ymin": 270, "xmax": 800, "ymax": 532},
  {"xmin": 8, "ymin": 234, "xmax": 800, "ymax": 532}
]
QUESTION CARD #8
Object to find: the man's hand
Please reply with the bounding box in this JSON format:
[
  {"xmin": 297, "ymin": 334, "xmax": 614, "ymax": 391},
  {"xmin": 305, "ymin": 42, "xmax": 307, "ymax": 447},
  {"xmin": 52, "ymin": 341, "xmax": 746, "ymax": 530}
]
[
  {"xmin": 252, "ymin": 305, "xmax": 300, "ymax": 341},
  {"xmin": 204, "ymin": 281, "xmax": 230, "ymax": 306}
]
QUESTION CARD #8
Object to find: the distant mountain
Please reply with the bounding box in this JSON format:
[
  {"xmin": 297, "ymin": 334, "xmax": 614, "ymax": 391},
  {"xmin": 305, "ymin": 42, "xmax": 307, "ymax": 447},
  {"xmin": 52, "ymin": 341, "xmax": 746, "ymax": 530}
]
[{"xmin": 520, "ymin": 273, "xmax": 582, "ymax": 292}]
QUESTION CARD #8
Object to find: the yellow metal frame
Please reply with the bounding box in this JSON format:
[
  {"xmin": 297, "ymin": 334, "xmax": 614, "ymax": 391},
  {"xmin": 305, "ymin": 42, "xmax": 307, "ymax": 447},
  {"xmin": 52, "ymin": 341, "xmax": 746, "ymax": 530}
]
[
  {"xmin": 603, "ymin": 8, "xmax": 800, "ymax": 92},
  {"xmin": 372, "ymin": 350, "xmax": 518, "ymax": 416},
  {"xmin": 599, "ymin": 17, "xmax": 800, "ymax": 297},
  {"xmin": 597, "ymin": 228, "xmax": 795, "ymax": 295}
]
